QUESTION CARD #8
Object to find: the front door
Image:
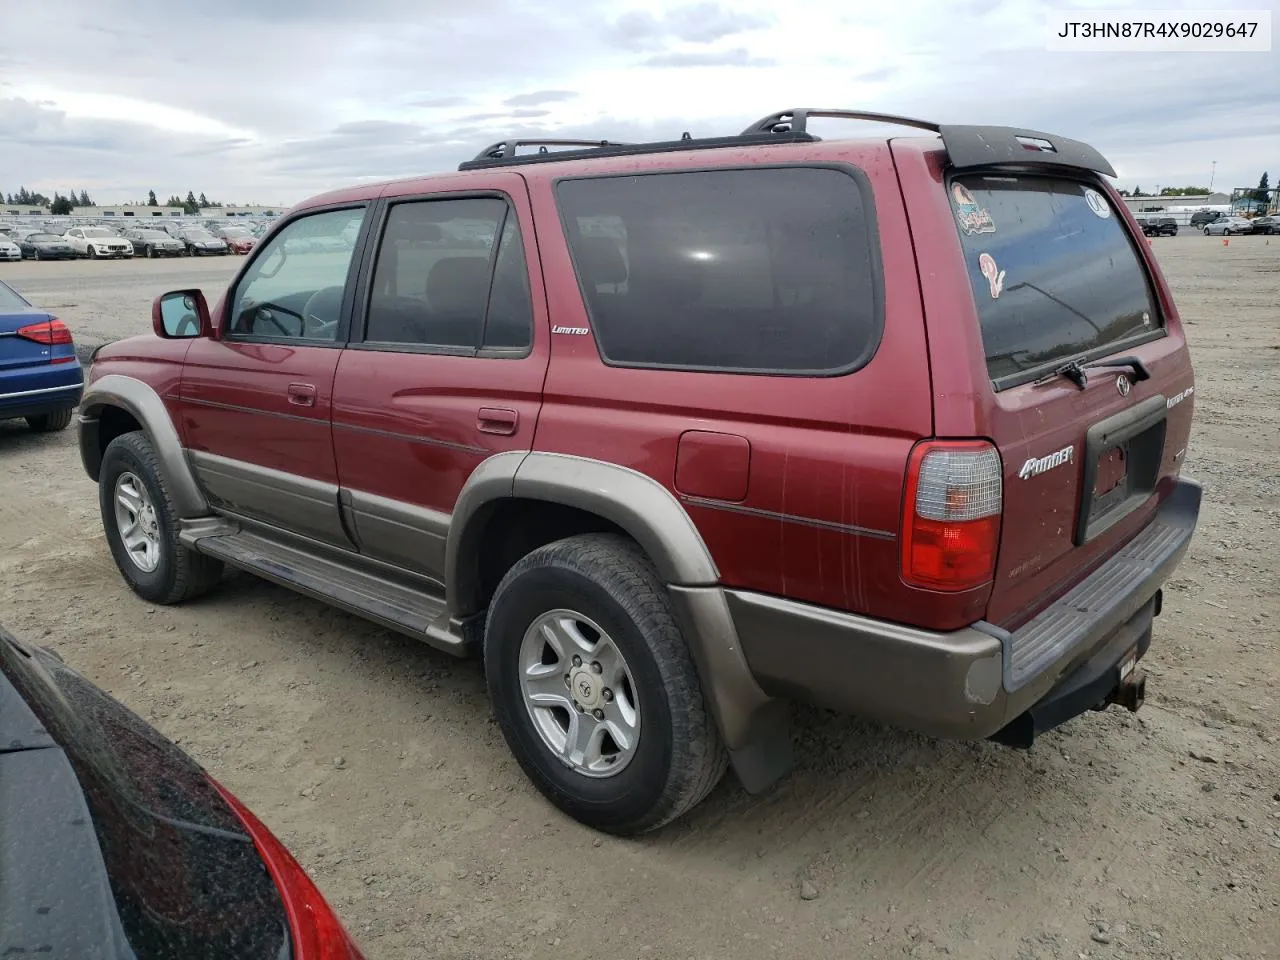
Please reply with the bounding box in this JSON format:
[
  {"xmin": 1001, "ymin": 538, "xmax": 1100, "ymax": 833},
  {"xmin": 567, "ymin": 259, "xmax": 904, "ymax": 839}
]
[
  {"xmin": 181, "ymin": 205, "xmax": 371, "ymax": 548},
  {"xmin": 330, "ymin": 176, "xmax": 549, "ymax": 582}
]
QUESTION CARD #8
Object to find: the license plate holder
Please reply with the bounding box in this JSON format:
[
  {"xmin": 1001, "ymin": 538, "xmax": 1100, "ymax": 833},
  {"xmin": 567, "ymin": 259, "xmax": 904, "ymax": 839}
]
[{"xmin": 1075, "ymin": 395, "xmax": 1168, "ymax": 545}]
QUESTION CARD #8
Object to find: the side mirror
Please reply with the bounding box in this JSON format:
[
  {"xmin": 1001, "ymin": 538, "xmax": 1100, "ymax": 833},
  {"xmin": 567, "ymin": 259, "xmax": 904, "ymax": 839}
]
[{"xmin": 153, "ymin": 289, "xmax": 211, "ymax": 339}]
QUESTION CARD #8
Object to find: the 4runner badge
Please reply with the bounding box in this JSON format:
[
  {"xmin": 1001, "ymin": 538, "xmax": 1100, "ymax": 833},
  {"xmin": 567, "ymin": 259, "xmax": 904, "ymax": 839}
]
[{"xmin": 1018, "ymin": 445, "xmax": 1074, "ymax": 480}]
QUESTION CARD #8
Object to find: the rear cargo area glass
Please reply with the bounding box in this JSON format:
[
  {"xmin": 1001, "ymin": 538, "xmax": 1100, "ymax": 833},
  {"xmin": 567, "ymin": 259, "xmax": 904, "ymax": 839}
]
[{"xmin": 951, "ymin": 176, "xmax": 1161, "ymax": 383}]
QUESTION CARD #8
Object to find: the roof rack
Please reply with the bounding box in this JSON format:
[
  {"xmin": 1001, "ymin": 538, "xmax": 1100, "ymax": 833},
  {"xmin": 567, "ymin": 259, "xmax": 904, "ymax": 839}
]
[
  {"xmin": 457, "ymin": 130, "xmax": 816, "ymax": 171},
  {"xmin": 743, "ymin": 106, "xmax": 1116, "ymax": 178}
]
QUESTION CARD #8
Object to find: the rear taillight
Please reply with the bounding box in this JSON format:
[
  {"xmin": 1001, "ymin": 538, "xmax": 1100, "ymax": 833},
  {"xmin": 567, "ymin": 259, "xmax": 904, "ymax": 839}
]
[
  {"xmin": 16, "ymin": 318, "xmax": 74, "ymax": 346},
  {"xmin": 209, "ymin": 779, "xmax": 366, "ymax": 960},
  {"xmin": 900, "ymin": 440, "xmax": 1003, "ymax": 591}
]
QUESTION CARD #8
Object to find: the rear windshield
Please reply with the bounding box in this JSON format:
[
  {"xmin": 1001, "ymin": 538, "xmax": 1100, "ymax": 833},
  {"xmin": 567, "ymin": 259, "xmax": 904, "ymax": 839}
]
[
  {"xmin": 0, "ymin": 282, "xmax": 29, "ymax": 310},
  {"xmin": 950, "ymin": 175, "xmax": 1161, "ymax": 385}
]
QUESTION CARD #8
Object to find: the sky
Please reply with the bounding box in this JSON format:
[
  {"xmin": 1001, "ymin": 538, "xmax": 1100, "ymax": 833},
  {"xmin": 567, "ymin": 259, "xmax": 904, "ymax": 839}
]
[{"xmin": 0, "ymin": 0, "xmax": 1276, "ymax": 206}]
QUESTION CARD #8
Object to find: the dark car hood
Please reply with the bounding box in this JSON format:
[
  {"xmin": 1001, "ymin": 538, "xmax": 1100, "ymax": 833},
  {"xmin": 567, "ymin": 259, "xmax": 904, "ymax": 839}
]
[{"xmin": 0, "ymin": 630, "xmax": 290, "ymax": 959}]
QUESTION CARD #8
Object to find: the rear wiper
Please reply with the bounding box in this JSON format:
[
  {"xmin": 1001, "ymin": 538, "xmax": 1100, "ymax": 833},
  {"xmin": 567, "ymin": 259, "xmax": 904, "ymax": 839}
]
[{"xmin": 1033, "ymin": 355, "xmax": 1151, "ymax": 390}]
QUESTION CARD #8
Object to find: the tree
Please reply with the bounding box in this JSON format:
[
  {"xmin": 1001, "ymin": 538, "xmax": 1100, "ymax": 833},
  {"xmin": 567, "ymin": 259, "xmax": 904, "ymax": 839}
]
[
  {"xmin": 78, "ymin": 189, "xmax": 92, "ymax": 206},
  {"xmin": 1255, "ymin": 172, "xmax": 1270, "ymax": 204},
  {"xmin": 50, "ymin": 193, "xmax": 74, "ymax": 216},
  {"xmin": 147, "ymin": 190, "xmax": 158, "ymax": 206},
  {"xmin": 166, "ymin": 195, "xmax": 183, "ymax": 208},
  {"xmin": 1131, "ymin": 185, "xmax": 1144, "ymax": 196},
  {"xmin": 198, "ymin": 192, "xmax": 210, "ymax": 208}
]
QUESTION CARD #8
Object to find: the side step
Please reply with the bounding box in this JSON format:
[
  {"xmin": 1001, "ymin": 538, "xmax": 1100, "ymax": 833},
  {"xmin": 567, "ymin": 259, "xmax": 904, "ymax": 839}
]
[{"xmin": 186, "ymin": 527, "xmax": 469, "ymax": 655}]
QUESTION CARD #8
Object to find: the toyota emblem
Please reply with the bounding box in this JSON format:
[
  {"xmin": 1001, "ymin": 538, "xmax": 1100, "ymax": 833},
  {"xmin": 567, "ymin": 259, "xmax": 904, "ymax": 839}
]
[{"xmin": 1116, "ymin": 375, "xmax": 1131, "ymax": 397}]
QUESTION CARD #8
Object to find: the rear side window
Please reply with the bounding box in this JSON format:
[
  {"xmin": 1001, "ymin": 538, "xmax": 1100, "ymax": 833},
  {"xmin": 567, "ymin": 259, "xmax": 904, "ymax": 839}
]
[
  {"xmin": 556, "ymin": 167, "xmax": 882, "ymax": 375},
  {"xmin": 950, "ymin": 176, "xmax": 1161, "ymax": 386}
]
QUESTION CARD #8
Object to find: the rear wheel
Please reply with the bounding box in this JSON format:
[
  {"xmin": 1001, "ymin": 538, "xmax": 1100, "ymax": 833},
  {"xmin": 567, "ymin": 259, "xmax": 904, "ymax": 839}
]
[
  {"xmin": 484, "ymin": 533, "xmax": 727, "ymax": 835},
  {"xmin": 26, "ymin": 408, "xmax": 73, "ymax": 432},
  {"xmin": 99, "ymin": 432, "xmax": 224, "ymax": 604}
]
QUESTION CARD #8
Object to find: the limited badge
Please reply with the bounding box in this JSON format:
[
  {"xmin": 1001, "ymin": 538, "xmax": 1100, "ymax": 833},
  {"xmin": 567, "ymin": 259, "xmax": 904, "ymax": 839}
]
[
  {"xmin": 952, "ymin": 183, "xmax": 996, "ymax": 235},
  {"xmin": 1084, "ymin": 188, "xmax": 1111, "ymax": 218},
  {"xmin": 978, "ymin": 252, "xmax": 1005, "ymax": 299}
]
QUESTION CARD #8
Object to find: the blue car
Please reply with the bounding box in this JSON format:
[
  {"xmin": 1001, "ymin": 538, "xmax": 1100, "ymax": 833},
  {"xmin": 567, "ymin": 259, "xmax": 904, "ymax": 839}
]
[{"xmin": 0, "ymin": 279, "xmax": 83, "ymax": 432}]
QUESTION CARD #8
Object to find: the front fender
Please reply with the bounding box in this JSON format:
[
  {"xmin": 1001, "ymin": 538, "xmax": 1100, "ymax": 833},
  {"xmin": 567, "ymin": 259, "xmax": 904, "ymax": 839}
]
[{"xmin": 77, "ymin": 374, "xmax": 209, "ymax": 518}]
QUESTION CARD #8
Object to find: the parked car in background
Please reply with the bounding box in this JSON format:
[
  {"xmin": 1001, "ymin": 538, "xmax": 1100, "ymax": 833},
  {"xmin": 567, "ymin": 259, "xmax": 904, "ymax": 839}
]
[
  {"xmin": 123, "ymin": 228, "xmax": 186, "ymax": 258},
  {"xmin": 211, "ymin": 224, "xmax": 258, "ymax": 254},
  {"xmin": 0, "ymin": 279, "xmax": 82, "ymax": 433},
  {"xmin": 1139, "ymin": 217, "xmax": 1178, "ymax": 237},
  {"xmin": 1248, "ymin": 215, "xmax": 1278, "ymax": 235},
  {"xmin": 0, "ymin": 625, "xmax": 366, "ymax": 960},
  {"xmin": 176, "ymin": 227, "xmax": 229, "ymax": 256},
  {"xmin": 0, "ymin": 237, "xmax": 21, "ymax": 262},
  {"xmin": 1203, "ymin": 216, "xmax": 1253, "ymax": 236},
  {"xmin": 64, "ymin": 226, "xmax": 134, "ymax": 259},
  {"xmin": 19, "ymin": 233, "xmax": 77, "ymax": 261},
  {"xmin": 78, "ymin": 110, "xmax": 1200, "ymax": 835},
  {"xmin": 1189, "ymin": 210, "xmax": 1222, "ymax": 227}
]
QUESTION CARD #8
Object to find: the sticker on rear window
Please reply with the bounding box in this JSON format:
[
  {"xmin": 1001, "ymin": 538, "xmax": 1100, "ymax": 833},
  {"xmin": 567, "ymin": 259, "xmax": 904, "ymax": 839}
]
[
  {"xmin": 1084, "ymin": 188, "xmax": 1111, "ymax": 218},
  {"xmin": 951, "ymin": 183, "xmax": 996, "ymax": 235},
  {"xmin": 978, "ymin": 252, "xmax": 1006, "ymax": 299}
]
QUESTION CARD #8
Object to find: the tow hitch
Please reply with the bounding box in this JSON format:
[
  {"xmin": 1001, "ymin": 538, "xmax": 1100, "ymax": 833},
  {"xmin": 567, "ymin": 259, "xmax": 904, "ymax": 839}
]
[{"xmin": 1102, "ymin": 666, "xmax": 1146, "ymax": 712}]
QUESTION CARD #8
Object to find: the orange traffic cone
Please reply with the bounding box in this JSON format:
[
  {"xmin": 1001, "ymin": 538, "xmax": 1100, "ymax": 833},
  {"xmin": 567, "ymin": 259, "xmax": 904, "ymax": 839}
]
[{"xmin": 1223, "ymin": 238, "xmax": 1229, "ymax": 247}]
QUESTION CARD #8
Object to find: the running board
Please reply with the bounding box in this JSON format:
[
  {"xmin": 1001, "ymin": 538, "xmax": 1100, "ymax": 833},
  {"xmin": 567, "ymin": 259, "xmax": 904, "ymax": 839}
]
[{"xmin": 184, "ymin": 526, "xmax": 469, "ymax": 655}]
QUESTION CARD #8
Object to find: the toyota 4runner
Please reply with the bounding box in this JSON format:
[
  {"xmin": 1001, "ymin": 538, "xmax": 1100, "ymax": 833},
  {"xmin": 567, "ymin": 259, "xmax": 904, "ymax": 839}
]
[{"xmin": 78, "ymin": 108, "xmax": 1200, "ymax": 835}]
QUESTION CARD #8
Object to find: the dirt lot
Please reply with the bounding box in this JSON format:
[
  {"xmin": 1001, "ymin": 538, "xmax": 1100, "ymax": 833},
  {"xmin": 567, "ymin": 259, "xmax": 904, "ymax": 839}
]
[{"xmin": 1, "ymin": 238, "xmax": 1277, "ymax": 960}]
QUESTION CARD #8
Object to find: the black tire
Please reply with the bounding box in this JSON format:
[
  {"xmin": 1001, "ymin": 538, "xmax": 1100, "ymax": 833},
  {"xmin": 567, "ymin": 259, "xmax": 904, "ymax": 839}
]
[
  {"xmin": 88, "ymin": 247, "xmax": 97, "ymax": 259},
  {"xmin": 1204, "ymin": 228, "xmax": 1211, "ymax": 236},
  {"xmin": 99, "ymin": 431, "xmax": 223, "ymax": 604},
  {"xmin": 33, "ymin": 250, "xmax": 41, "ymax": 261},
  {"xmin": 484, "ymin": 533, "xmax": 727, "ymax": 835},
  {"xmin": 25, "ymin": 408, "xmax": 74, "ymax": 432},
  {"xmin": 146, "ymin": 245, "xmax": 154, "ymax": 259}
]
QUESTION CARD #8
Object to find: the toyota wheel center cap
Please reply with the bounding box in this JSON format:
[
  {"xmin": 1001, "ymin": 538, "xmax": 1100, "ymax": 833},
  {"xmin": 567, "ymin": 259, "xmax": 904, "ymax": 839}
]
[{"xmin": 570, "ymin": 668, "xmax": 602, "ymax": 709}]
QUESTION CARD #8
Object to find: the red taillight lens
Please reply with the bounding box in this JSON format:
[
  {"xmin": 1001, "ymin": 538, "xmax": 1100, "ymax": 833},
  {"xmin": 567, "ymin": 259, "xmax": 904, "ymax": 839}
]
[
  {"xmin": 901, "ymin": 440, "xmax": 1003, "ymax": 591},
  {"xmin": 209, "ymin": 779, "xmax": 366, "ymax": 960},
  {"xmin": 16, "ymin": 318, "xmax": 73, "ymax": 345}
]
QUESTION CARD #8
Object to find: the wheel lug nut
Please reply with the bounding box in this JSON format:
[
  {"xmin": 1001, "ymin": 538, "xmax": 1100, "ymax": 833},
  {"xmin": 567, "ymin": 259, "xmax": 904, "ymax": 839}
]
[
  {"xmin": 571, "ymin": 656, "xmax": 582, "ymax": 667},
  {"xmin": 574, "ymin": 703, "xmax": 585, "ymax": 713},
  {"xmin": 602, "ymin": 689, "xmax": 613, "ymax": 702},
  {"xmin": 590, "ymin": 662, "xmax": 602, "ymax": 674},
  {"xmin": 592, "ymin": 709, "xmax": 604, "ymax": 720},
  {"xmin": 564, "ymin": 675, "xmax": 571, "ymax": 688}
]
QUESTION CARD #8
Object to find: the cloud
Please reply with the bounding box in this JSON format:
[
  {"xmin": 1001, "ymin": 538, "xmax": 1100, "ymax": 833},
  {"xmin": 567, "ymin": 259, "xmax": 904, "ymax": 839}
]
[
  {"xmin": 0, "ymin": 1, "xmax": 1273, "ymax": 206},
  {"xmin": 606, "ymin": 3, "xmax": 773, "ymax": 51},
  {"xmin": 641, "ymin": 48, "xmax": 776, "ymax": 68},
  {"xmin": 502, "ymin": 90, "xmax": 578, "ymax": 107}
]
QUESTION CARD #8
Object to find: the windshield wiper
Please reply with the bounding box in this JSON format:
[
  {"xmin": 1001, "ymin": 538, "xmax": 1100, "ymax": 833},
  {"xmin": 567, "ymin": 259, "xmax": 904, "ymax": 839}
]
[{"xmin": 1033, "ymin": 354, "xmax": 1151, "ymax": 390}]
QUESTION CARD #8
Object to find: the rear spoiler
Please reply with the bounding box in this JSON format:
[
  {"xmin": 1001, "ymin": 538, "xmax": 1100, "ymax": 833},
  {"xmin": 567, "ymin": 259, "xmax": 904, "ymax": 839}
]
[{"xmin": 741, "ymin": 109, "xmax": 1117, "ymax": 179}]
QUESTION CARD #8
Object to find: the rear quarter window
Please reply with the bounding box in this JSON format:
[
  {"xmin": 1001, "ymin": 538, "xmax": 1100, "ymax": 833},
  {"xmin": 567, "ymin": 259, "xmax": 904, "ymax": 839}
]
[
  {"xmin": 555, "ymin": 167, "xmax": 882, "ymax": 375},
  {"xmin": 951, "ymin": 175, "xmax": 1161, "ymax": 386}
]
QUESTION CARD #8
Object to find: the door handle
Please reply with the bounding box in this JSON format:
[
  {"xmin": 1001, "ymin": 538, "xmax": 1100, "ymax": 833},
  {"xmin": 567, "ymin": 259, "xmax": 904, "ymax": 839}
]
[
  {"xmin": 287, "ymin": 382, "xmax": 317, "ymax": 407},
  {"xmin": 477, "ymin": 407, "xmax": 519, "ymax": 435}
]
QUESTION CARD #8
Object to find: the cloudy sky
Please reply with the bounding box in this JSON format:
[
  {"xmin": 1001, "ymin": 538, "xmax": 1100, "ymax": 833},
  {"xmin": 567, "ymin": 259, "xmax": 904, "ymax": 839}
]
[{"xmin": 1, "ymin": 0, "xmax": 1275, "ymax": 206}]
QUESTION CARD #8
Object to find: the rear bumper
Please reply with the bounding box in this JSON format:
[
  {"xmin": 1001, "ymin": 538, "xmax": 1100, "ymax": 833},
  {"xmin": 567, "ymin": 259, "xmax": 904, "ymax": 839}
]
[
  {"xmin": 0, "ymin": 384, "xmax": 83, "ymax": 420},
  {"xmin": 727, "ymin": 478, "xmax": 1201, "ymax": 741}
]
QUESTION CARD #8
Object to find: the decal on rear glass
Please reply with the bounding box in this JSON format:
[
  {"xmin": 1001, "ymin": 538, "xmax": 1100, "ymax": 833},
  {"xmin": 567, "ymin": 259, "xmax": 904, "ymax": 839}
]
[
  {"xmin": 1084, "ymin": 188, "xmax": 1111, "ymax": 218},
  {"xmin": 951, "ymin": 183, "xmax": 996, "ymax": 235},
  {"xmin": 978, "ymin": 252, "xmax": 1005, "ymax": 299}
]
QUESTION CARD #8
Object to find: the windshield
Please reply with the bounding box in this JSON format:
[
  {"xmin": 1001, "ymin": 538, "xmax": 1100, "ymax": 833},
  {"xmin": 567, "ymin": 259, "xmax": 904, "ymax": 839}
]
[
  {"xmin": 951, "ymin": 175, "xmax": 1161, "ymax": 385},
  {"xmin": 0, "ymin": 281, "xmax": 30, "ymax": 311},
  {"xmin": 185, "ymin": 230, "xmax": 214, "ymax": 240},
  {"xmin": 30, "ymin": 234, "xmax": 63, "ymax": 242},
  {"xmin": 82, "ymin": 228, "xmax": 112, "ymax": 238}
]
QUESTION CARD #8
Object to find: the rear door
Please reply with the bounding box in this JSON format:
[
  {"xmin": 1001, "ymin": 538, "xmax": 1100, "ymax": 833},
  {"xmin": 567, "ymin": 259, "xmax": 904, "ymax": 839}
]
[{"xmin": 899, "ymin": 150, "xmax": 1195, "ymax": 629}]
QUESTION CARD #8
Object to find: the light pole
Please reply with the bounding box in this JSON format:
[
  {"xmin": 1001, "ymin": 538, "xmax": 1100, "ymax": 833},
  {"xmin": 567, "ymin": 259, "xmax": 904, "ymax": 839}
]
[{"xmin": 1209, "ymin": 161, "xmax": 1216, "ymax": 193}]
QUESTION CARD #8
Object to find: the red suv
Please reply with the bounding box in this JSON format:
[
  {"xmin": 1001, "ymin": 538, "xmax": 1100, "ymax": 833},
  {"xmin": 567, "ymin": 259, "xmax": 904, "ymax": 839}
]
[{"xmin": 78, "ymin": 109, "xmax": 1200, "ymax": 835}]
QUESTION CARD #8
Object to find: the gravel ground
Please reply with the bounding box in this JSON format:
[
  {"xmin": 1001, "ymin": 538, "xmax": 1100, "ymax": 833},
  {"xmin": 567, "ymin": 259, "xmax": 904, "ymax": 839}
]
[{"xmin": 1, "ymin": 235, "xmax": 1277, "ymax": 960}]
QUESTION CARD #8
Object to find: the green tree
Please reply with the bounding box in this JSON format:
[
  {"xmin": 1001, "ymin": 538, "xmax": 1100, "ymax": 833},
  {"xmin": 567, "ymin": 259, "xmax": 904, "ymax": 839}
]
[
  {"xmin": 198, "ymin": 192, "xmax": 210, "ymax": 208},
  {"xmin": 50, "ymin": 193, "xmax": 74, "ymax": 215},
  {"xmin": 182, "ymin": 191, "xmax": 200, "ymax": 215},
  {"xmin": 147, "ymin": 190, "xmax": 158, "ymax": 206},
  {"xmin": 78, "ymin": 189, "xmax": 92, "ymax": 206},
  {"xmin": 1131, "ymin": 185, "xmax": 1144, "ymax": 196},
  {"xmin": 166, "ymin": 194, "xmax": 183, "ymax": 207},
  {"xmin": 1255, "ymin": 172, "xmax": 1270, "ymax": 204}
]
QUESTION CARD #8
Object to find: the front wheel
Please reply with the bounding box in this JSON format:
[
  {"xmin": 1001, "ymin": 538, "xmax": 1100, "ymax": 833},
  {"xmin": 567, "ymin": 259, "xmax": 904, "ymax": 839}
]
[
  {"xmin": 485, "ymin": 533, "xmax": 727, "ymax": 835},
  {"xmin": 1204, "ymin": 228, "xmax": 1211, "ymax": 236},
  {"xmin": 87, "ymin": 247, "xmax": 97, "ymax": 259},
  {"xmin": 99, "ymin": 432, "xmax": 224, "ymax": 604}
]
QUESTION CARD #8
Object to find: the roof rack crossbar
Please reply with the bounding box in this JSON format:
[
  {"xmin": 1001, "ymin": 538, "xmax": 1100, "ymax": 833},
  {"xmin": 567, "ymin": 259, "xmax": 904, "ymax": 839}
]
[
  {"xmin": 742, "ymin": 108, "xmax": 942, "ymax": 136},
  {"xmin": 469, "ymin": 138, "xmax": 633, "ymax": 163}
]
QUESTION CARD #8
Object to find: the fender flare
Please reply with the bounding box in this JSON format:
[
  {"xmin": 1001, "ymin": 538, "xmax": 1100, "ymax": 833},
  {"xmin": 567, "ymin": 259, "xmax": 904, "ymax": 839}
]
[
  {"xmin": 78, "ymin": 374, "xmax": 209, "ymax": 518},
  {"xmin": 446, "ymin": 451, "xmax": 719, "ymax": 617}
]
